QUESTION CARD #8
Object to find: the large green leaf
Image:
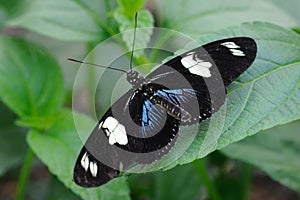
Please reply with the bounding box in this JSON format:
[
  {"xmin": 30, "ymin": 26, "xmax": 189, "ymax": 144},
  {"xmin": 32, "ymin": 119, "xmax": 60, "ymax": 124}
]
[
  {"xmin": 154, "ymin": 0, "xmax": 299, "ymax": 38},
  {"xmin": 0, "ymin": 36, "xmax": 64, "ymax": 129},
  {"xmin": 75, "ymin": 22, "xmax": 300, "ymax": 176},
  {"xmin": 142, "ymin": 22, "xmax": 300, "ymax": 171},
  {"xmin": 74, "ymin": 22, "xmax": 300, "ymax": 175},
  {"xmin": 27, "ymin": 109, "xmax": 130, "ymax": 200},
  {"xmin": 7, "ymin": 0, "xmax": 107, "ymax": 42},
  {"xmin": 222, "ymin": 121, "xmax": 300, "ymax": 193}
]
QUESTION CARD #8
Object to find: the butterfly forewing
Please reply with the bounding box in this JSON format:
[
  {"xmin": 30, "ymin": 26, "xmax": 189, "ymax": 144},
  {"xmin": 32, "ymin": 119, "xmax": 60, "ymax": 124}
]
[
  {"xmin": 147, "ymin": 37, "xmax": 257, "ymax": 123},
  {"xmin": 73, "ymin": 37, "xmax": 257, "ymax": 187},
  {"xmin": 148, "ymin": 37, "xmax": 256, "ymax": 86}
]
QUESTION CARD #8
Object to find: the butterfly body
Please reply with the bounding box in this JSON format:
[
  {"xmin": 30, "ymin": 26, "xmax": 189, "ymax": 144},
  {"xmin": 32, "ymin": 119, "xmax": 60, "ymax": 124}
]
[
  {"xmin": 127, "ymin": 70, "xmax": 192, "ymax": 122},
  {"xmin": 73, "ymin": 37, "xmax": 257, "ymax": 187}
]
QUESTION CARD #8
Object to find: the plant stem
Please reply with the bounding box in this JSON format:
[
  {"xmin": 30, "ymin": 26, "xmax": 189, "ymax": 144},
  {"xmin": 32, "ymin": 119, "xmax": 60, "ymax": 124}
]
[
  {"xmin": 86, "ymin": 43, "xmax": 97, "ymax": 115},
  {"xmin": 16, "ymin": 148, "xmax": 35, "ymax": 200},
  {"xmin": 193, "ymin": 160, "xmax": 221, "ymax": 200},
  {"xmin": 241, "ymin": 163, "xmax": 253, "ymax": 200}
]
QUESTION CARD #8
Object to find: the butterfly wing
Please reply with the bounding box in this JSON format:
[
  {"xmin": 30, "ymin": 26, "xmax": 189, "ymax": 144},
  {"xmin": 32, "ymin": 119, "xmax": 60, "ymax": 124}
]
[
  {"xmin": 146, "ymin": 37, "xmax": 257, "ymax": 125},
  {"xmin": 149, "ymin": 37, "xmax": 257, "ymax": 86},
  {"xmin": 74, "ymin": 88, "xmax": 180, "ymax": 187},
  {"xmin": 73, "ymin": 147, "xmax": 120, "ymax": 187},
  {"xmin": 74, "ymin": 37, "xmax": 257, "ymax": 187}
]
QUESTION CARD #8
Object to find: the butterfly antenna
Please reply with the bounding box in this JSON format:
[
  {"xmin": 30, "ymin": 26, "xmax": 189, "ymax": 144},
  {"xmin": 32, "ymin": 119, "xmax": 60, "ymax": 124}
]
[
  {"xmin": 129, "ymin": 11, "xmax": 138, "ymax": 73},
  {"xmin": 67, "ymin": 58, "xmax": 127, "ymax": 73}
]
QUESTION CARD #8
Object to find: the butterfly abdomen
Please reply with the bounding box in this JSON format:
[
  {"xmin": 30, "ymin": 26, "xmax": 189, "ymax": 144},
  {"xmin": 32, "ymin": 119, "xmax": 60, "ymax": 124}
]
[{"xmin": 150, "ymin": 95, "xmax": 191, "ymax": 122}]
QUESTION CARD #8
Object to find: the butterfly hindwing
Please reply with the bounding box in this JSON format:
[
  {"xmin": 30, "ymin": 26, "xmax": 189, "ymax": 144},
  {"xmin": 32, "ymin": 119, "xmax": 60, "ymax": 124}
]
[
  {"xmin": 74, "ymin": 88, "xmax": 180, "ymax": 187},
  {"xmin": 73, "ymin": 148, "xmax": 120, "ymax": 187}
]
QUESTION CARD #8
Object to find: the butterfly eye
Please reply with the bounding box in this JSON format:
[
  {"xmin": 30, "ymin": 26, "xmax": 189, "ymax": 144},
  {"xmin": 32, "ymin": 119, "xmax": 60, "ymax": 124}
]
[
  {"xmin": 149, "ymin": 86, "xmax": 153, "ymax": 92},
  {"xmin": 127, "ymin": 71, "xmax": 137, "ymax": 83}
]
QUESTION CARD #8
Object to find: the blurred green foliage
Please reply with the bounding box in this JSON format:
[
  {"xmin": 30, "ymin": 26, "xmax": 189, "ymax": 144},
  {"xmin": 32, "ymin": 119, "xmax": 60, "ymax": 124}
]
[{"xmin": 0, "ymin": 0, "xmax": 299, "ymax": 200}]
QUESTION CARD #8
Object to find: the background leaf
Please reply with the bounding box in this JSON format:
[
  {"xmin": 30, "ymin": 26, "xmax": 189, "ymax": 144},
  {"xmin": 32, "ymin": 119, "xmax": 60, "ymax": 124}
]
[
  {"xmin": 151, "ymin": 164, "xmax": 202, "ymax": 200},
  {"xmin": 130, "ymin": 163, "xmax": 202, "ymax": 200},
  {"xmin": 0, "ymin": 127, "xmax": 27, "ymax": 176},
  {"xmin": 7, "ymin": 0, "xmax": 107, "ymax": 42},
  {"xmin": 25, "ymin": 175, "xmax": 82, "ymax": 200},
  {"xmin": 114, "ymin": 9, "xmax": 154, "ymax": 58},
  {"xmin": 222, "ymin": 121, "xmax": 300, "ymax": 193},
  {"xmin": 267, "ymin": 0, "xmax": 300, "ymax": 25},
  {"xmin": 117, "ymin": 0, "xmax": 145, "ymax": 17},
  {"xmin": 27, "ymin": 109, "xmax": 130, "ymax": 200},
  {"xmin": 0, "ymin": 0, "xmax": 21, "ymax": 28},
  {"xmin": 154, "ymin": 0, "xmax": 299, "ymax": 38},
  {"xmin": 44, "ymin": 177, "xmax": 82, "ymax": 200},
  {"xmin": 0, "ymin": 102, "xmax": 27, "ymax": 176},
  {"xmin": 0, "ymin": 36, "xmax": 64, "ymax": 129}
]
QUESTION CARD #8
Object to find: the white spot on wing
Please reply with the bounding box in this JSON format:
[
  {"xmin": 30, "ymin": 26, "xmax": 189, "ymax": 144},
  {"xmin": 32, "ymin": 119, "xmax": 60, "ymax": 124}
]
[
  {"xmin": 229, "ymin": 49, "xmax": 245, "ymax": 56},
  {"xmin": 98, "ymin": 121, "xmax": 103, "ymax": 130},
  {"xmin": 80, "ymin": 152, "xmax": 89, "ymax": 171},
  {"xmin": 221, "ymin": 42, "xmax": 240, "ymax": 49},
  {"xmin": 102, "ymin": 116, "xmax": 128, "ymax": 145},
  {"xmin": 102, "ymin": 117, "xmax": 119, "ymax": 130},
  {"xmin": 221, "ymin": 41, "xmax": 245, "ymax": 56},
  {"xmin": 181, "ymin": 52, "xmax": 212, "ymax": 77},
  {"xmin": 89, "ymin": 162, "xmax": 98, "ymax": 177},
  {"xmin": 108, "ymin": 124, "xmax": 127, "ymax": 145}
]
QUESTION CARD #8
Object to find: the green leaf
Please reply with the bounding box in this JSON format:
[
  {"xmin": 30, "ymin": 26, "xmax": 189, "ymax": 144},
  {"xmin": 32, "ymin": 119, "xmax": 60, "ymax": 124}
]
[
  {"xmin": 117, "ymin": 0, "xmax": 145, "ymax": 17},
  {"xmin": 128, "ymin": 163, "xmax": 202, "ymax": 200},
  {"xmin": 27, "ymin": 109, "xmax": 130, "ymax": 200},
  {"xmin": 0, "ymin": 101, "xmax": 27, "ymax": 177},
  {"xmin": 7, "ymin": 0, "xmax": 106, "ymax": 42},
  {"xmin": 78, "ymin": 22, "xmax": 300, "ymax": 176},
  {"xmin": 152, "ymin": 165, "xmax": 201, "ymax": 200},
  {"xmin": 293, "ymin": 28, "xmax": 300, "ymax": 35},
  {"xmin": 222, "ymin": 121, "xmax": 300, "ymax": 193},
  {"xmin": 0, "ymin": 0, "xmax": 21, "ymax": 14},
  {"xmin": 114, "ymin": 9, "xmax": 154, "ymax": 57},
  {"xmin": 0, "ymin": 0, "xmax": 21, "ymax": 28},
  {"xmin": 152, "ymin": 164, "xmax": 202, "ymax": 200},
  {"xmin": 26, "ymin": 173, "xmax": 81, "ymax": 200},
  {"xmin": 0, "ymin": 36, "xmax": 64, "ymax": 129},
  {"xmin": 267, "ymin": 0, "xmax": 300, "ymax": 26},
  {"xmin": 142, "ymin": 22, "xmax": 300, "ymax": 172},
  {"xmin": 45, "ymin": 176, "xmax": 81, "ymax": 200},
  {"xmin": 154, "ymin": 0, "xmax": 299, "ymax": 38},
  {"xmin": 0, "ymin": 7, "xmax": 7, "ymax": 29}
]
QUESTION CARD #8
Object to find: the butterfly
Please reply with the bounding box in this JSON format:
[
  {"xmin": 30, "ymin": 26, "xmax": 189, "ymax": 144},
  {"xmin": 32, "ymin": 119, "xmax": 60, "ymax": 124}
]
[{"xmin": 72, "ymin": 36, "xmax": 257, "ymax": 187}]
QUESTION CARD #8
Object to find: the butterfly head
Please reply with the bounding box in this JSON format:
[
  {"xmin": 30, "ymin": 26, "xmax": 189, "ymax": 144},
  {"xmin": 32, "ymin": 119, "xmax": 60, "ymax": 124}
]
[{"xmin": 127, "ymin": 70, "xmax": 148, "ymax": 89}]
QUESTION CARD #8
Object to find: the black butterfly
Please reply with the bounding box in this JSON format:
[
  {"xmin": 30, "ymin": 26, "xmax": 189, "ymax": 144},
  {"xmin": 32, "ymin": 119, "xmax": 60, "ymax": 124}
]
[{"xmin": 73, "ymin": 37, "xmax": 257, "ymax": 187}]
